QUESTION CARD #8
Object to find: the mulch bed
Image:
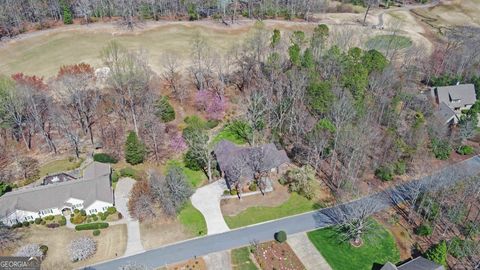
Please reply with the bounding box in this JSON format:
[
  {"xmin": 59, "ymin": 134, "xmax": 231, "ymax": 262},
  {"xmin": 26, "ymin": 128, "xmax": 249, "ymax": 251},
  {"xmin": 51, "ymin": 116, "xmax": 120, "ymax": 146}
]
[{"xmin": 254, "ymin": 241, "xmax": 305, "ymax": 270}]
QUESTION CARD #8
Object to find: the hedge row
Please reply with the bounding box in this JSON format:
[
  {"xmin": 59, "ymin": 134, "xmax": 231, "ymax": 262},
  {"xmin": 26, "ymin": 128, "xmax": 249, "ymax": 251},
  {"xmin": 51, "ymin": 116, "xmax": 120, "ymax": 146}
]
[{"xmin": 75, "ymin": 222, "xmax": 109, "ymax": 231}]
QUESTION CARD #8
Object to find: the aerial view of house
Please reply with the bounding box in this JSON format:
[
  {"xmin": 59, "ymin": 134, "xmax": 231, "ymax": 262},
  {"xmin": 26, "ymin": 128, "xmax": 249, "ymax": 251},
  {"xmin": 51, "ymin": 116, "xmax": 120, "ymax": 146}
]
[{"xmin": 0, "ymin": 1, "xmax": 479, "ymax": 270}]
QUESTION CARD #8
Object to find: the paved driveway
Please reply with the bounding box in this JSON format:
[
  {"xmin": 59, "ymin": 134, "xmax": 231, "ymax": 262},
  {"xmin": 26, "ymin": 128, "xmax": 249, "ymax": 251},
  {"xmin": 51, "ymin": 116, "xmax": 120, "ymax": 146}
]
[
  {"xmin": 288, "ymin": 233, "xmax": 331, "ymax": 270},
  {"xmin": 114, "ymin": 178, "xmax": 144, "ymax": 256},
  {"xmin": 89, "ymin": 156, "xmax": 480, "ymax": 270},
  {"xmin": 191, "ymin": 179, "xmax": 230, "ymax": 235}
]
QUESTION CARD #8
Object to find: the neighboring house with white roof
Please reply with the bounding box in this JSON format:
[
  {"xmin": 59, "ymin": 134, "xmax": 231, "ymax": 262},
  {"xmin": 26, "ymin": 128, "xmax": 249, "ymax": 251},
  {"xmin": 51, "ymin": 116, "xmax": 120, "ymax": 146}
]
[
  {"xmin": 431, "ymin": 83, "xmax": 477, "ymax": 125},
  {"xmin": 0, "ymin": 161, "xmax": 113, "ymax": 226}
]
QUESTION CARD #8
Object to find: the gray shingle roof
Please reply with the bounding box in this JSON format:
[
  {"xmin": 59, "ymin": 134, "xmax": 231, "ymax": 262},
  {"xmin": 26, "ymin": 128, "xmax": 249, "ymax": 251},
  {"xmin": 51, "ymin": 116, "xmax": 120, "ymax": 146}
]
[
  {"xmin": 398, "ymin": 257, "xmax": 445, "ymax": 270},
  {"xmin": 381, "ymin": 262, "xmax": 398, "ymax": 270},
  {"xmin": 0, "ymin": 162, "xmax": 113, "ymax": 218},
  {"xmin": 213, "ymin": 140, "xmax": 290, "ymax": 186},
  {"xmin": 434, "ymin": 84, "xmax": 476, "ymax": 109},
  {"xmin": 435, "ymin": 101, "xmax": 458, "ymax": 124}
]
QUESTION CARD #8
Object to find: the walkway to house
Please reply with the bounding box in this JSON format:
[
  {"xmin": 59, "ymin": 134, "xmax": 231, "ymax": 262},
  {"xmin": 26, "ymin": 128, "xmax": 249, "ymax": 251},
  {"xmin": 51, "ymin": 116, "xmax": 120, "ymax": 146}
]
[
  {"xmin": 114, "ymin": 177, "xmax": 145, "ymax": 256},
  {"xmin": 204, "ymin": 250, "xmax": 232, "ymax": 270},
  {"xmin": 287, "ymin": 232, "xmax": 332, "ymax": 270},
  {"xmin": 191, "ymin": 179, "xmax": 230, "ymax": 235}
]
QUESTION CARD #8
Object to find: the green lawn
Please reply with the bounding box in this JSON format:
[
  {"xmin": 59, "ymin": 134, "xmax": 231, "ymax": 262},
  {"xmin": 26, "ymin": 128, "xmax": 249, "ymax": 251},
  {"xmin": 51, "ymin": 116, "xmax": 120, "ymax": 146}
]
[
  {"xmin": 366, "ymin": 35, "xmax": 412, "ymax": 50},
  {"xmin": 307, "ymin": 219, "xmax": 400, "ymax": 270},
  {"xmin": 231, "ymin": 247, "xmax": 258, "ymax": 270},
  {"xmin": 224, "ymin": 193, "xmax": 321, "ymax": 229},
  {"xmin": 178, "ymin": 201, "xmax": 207, "ymax": 236},
  {"xmin": 212, "ymin": 124, "xmax": 249, "ymax": 146},
  {"xmin": 165, "ymin": 159, "xmax": 206, "ymax": 188},
  {"xmin": 39, "ymin": 158, "xmax": 84, "ymax": 178}
]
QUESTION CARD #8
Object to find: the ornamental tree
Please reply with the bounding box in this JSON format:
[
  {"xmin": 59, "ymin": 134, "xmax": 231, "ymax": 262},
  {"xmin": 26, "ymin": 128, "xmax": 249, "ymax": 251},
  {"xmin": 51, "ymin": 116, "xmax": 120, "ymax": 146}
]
[{"xmin": 125, "ymin": 131, "xmax": 146, "ymax": 165}]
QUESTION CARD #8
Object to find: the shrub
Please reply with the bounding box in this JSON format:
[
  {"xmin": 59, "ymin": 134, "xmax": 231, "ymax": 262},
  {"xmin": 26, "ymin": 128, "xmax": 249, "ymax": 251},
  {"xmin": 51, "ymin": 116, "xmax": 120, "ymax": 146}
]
[
  {"xmin": 22, "ymin": 221, "xmax": 30, "ymax": 227},
  {"xmin": 111, "ymin": 170, "xmax": 120, "ymax": 183},
  {"xmin": 249, "ymin": 182, "xmax": 257, "ymax": 191},
  {"xmin": 125, "ymin": 131, "xmax": 146, "ymax": 165},
  {"xmin": 393, "ymin": 160, "xmax": 406, "ymax": 175},
  {"xmin": 92, "ymin": 216, "xmax": 98, "ymax": 221},
  {"xmin": 457, "ymin": 145, "xmax": 474, "ymax": 155},
  {"xmin": 425, "ymin": 240, "xmax": 447, "ymax": 267},
  {"xmin": 41, "ymin": 220, "xmax": 46, "ymax": 225},
  {"xmin": 107, "ymin": 207, "xmax": 116, "ymax": 215},
  {"xmin": 448, "ymin": 237, "xmax": 476, "ymax": 259},
  {"xmin": 70, "ymin": 213, "xmax": 74, "ymax": 217},
  {"xmin": 229, "ymin": 189, "xmax": 238, "ymax": 195},
  {"xmin": 415, "ymin": 223, "xmax": 433, "ymax": 236},
  {"xmin": 431, "ymin": 138, "xmax": 451, "ymax": 160},
  {"xmin": 375, "ymin": 166, "xmax": 393, "ymax": 181},
  {"xmin": 278, "ymin": 176, "xmax": 288, "ymax": 185},
  {"xmin": 74, "ymin": 209, "xmax": 80, "ymax": 214},
  {"xmin": 100, "ymin": 214, "xmax": 107, "ymax": 221},
  {"xmin": 59, "ymin": 217, "xmax": 67, "ymax": 226},
  {"xmin": 75, "ymin": 222, "xmax": 109, "ymax": 231},
  {"xmin": 92, "ymin": 229, "xmax": 101, "ymax": 236},
  {"xmin": 93, "ymin": 153, "xmax": 118, "ymax": 164},
  {"xmin": 80, "ymin": 210, "xmax": 86, "ymax": 216},
  {"xmin": 205, "ymin": 119, "xmax": 220, "ymax": 129},
  {"xmin": 34, "ymin": 218, "xmax": 42, "ymax": 225},
  {"xmin": 39, "ymin": 245, "xmax": 48, "ymax": 255},
  {"xmin": 46, "ymin": 223, "xmax": 60, "ymax": 229},
  {"xmin": 72, "ymin": 214, "xmax": 86, "ymax": 224},
  {"xmin": 274, "ymin": 230, "xmax": 287, "ymax": 243},
  {"xmin": 45, "ymin": 215, "xmax": 55, "ymax": 221},
  {"xmin": 118, "ymin": 212, "xmax": 123, "ymax": 219},
  {"xmin": 462, "ymin": 221, "xmax": 479, "ymax": 238}
]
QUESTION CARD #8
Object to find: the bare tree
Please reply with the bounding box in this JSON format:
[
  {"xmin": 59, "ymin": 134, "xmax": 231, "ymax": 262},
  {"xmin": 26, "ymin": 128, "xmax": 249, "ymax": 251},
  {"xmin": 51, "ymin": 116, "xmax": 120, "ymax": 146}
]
[
  {"xmin": 14, "ymin": 244, "xmax": 43, "ymax": 257},
  {"xmin": 69, "ymin": 236, "xmax": 96, "ymax": 262},
  {"xmin": 362, "ymin": 0, "xmax": 379, "ymax": 26},
  {"xmin": 189, "ymin": 33, "xmax": 215, "ymax": 91},
  {"xmin": 161, "ymin": 53, "xmax": 187, "ymax": 103}
]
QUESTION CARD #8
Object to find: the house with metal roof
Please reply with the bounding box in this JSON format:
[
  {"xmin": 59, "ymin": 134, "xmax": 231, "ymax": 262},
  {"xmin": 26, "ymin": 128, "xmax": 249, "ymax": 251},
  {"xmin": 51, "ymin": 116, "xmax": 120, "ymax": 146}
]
[
  {"xmin": 432, "ymin": 83, "xmax": 477, "ymax": 125},
  {"xmin": 381, "ymin": 257, "xmax": 445, "ymax": 270},
  {"xmin": 0, "ymin": 161, "xmax": 113, "ymax": 226}
]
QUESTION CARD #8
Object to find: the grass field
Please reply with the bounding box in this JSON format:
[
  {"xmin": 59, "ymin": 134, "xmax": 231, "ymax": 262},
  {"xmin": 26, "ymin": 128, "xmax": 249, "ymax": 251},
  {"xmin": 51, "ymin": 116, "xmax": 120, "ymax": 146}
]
[
  {"xmin": 212, "ymin": 124, "xmax": 249, "ymax": 146},
  {"xmin": 307, "ymin": 219, "xmax": 400, "ymax": 270},
  {"xmin": 0, "ymin": 22, "xmax": 318, "ymax": 77},
  {"xmin": 366, "ymin": 34, "xmax": 412, "ymax": 51},
  {"xmin": 231, "ymin": 247, "xmax": 258, "ymax": 270},
  {"xmin": 178, "ymin": 201, "xmax": 208, "ymax": 236},
  {"xmin": 224, "ymin": 193, "xmax": 321, "ymax": 229},
  {"xmin": 39, "ymin": 158, "xmax": 84, "ymax": 178}
]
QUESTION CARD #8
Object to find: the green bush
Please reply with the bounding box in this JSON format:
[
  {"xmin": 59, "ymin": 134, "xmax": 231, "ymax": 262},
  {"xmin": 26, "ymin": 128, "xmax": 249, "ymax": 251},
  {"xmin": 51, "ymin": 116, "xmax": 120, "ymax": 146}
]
[
  {"xmin": 39, "ymin": 245, "xmax": 48, "ymax": 255},
  {"xmin": 41, "ymin": 220, "xmax": 46, "ymax": 225},
  {"xmin": 462, "ymin": 221, "xmax": 479, "ymax": 238},
  {"xmin": 107, "ymin": 207, "xmax": 116, "ymax": 215},
  {"xmin": 92, "ymin": 216, "xmax": 98, "ymax": 221},
  {"xmin": 230, "ymin": 189, "xmax": 238, "ymax": 195},
  {"xmin": 448, "ymin": 237, "xmax": 476, "ymax": 259},
  {"xmin": 75, "ymin": 222, "xmax": 109, "ymax": 231},
  {"xmin": 457, "ymin": 145, "xmax": 474, "ymax": 155},
  {"xmin": 431, "ymin": 138, "xmax": 451, "ymax": 160},
  {"xmin": 415, "ymin": 223, "xmax": 433, "ymax": 236},
  {"xmin": 34, "ymin": 218, "xmax": 42, "ymax": 225},
  {"xmin": 22, "ymin": 221, "xmax": 30, "ymax": 227},
  {"xmin": 80, "ymin": 210, "xmax": 86, "ymax": 216},
  {"xmin": 74, "ymin": 209, "xmax": 80, "ymax": 214},
  {"xmin": 425, "ymin": 240, "xmax": 447, "ymax": 267},
  {"xmin": 59, "ymin": 217, "xmax": 66, "ymax": 226},
  {"xmin": 249, "ymin": 182, "xmax": 257, "ymax": 191},
  {"xmin": 393, "ymin": 161, "xmax": 406, "ymax": 175},
  {"xmin": 45, "ymin": 215, "xmax": 55, "ymax": 221},
  {"xmin": 93, "ymin": 229, "xmax": 101, "ymax": 236},
  {"xmin": 375, "ymin": 166, "xmax": 394, "ymax": 181},
  {"xmin": 205, "ymin": 120, "xmax": 220, "ymax": 129},
  {"xmin": 93, "ymin": 153, "xmax": 118, "ymax": 164},
  {"xmin": 155, "ymin": 96, "xmax": 176, "ymax": 122},
  {"xmin": 111, "ymin": 171, "xmax": 120, "ymax": 183},
  {"xmin": 274, "ymin": 230, "xmax": 287, "ymax": 243},
  {"xmin": 125, "ymin": 131, "xmax": 146, "ymax": 165},
  {"xmin": 71, "ymin": 214, "xmax": 86, "ymax": 224},
  {"xmin": 100, "ymin": 213, "xmax": 107, "ymax": 221}
]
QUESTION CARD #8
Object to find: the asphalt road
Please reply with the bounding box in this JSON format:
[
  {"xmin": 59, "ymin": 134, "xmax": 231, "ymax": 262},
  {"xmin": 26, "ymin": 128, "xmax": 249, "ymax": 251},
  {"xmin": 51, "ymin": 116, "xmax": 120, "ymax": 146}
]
[{"xmin": 87, "ymin": 156, "xmax": 480, "ymax": 270}]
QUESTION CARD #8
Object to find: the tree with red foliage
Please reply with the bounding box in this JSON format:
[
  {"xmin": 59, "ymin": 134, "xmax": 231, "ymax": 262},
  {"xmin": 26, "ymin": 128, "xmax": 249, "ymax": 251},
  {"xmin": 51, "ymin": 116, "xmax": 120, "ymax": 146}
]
[{"xmin": 195, "ymin": 89, "xmax": 227, "ymax": 120}]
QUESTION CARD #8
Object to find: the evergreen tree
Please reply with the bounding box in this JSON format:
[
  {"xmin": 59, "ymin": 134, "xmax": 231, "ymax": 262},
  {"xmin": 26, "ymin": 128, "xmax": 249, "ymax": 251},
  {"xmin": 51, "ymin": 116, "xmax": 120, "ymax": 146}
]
[
  {"xmin": 125, "ymin": 131, "xmax": 146, "ymax": 165},
  {"xmin": 425, "ymin": 240, "xmax": 448, "ymax": 267},
  {"xmin": 61, "ymin": 0, "xmax": 73, "ymax": 25}
]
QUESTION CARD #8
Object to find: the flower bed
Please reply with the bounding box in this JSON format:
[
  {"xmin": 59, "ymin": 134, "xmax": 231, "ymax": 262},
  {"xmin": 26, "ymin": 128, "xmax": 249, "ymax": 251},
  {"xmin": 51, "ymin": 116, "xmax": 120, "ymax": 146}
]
[{"xmin": 253, "ymin": 241, "xmax": 304, "ymax": 270}]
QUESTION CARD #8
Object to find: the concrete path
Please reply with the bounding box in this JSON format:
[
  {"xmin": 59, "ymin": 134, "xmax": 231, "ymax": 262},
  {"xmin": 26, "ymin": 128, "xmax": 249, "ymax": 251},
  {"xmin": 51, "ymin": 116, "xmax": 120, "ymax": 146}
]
[
  {"xmin": 288, "ymin": 233, "xmax": 332, "ymax": 270},
  {"xmin": 89, "ymin": 156, "xmax": 480, "ymax": 270},
  {"xmin": 204, "ymin": 251, "xmax": 232, "ymax": 270},
  {"xmin": 114, "ymin": 177, "xmax": 144, "ymax": 256},
  {"xmin": 191, "ymin": 179, "xmax": 230, "ymax": 235}
]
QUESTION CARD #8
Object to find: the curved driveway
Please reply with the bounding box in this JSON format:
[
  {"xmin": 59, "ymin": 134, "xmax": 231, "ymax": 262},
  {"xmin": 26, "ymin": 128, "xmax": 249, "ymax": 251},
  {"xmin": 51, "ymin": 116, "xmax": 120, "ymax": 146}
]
[
  {"xmin": 88, "ymin": 156, "xmax": 480, "ymax": 270},
  {"xmin": 191, "ymin": 179, "xmax": 230, "ymax": 235}
]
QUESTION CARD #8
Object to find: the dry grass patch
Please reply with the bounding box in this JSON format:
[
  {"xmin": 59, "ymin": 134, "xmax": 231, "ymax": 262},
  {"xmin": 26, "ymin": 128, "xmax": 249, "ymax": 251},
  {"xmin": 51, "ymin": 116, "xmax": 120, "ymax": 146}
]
[
  {"xmin": 253, "ymin": 241, "xmax": 305, "ymax": 270},
  {"xmin": 165, "ymin": 258, "xmax": 207, "ymax": 270},
  {"xmin": 1, "ymin": 224, "xmax": 126, "ymax": 270},
  {"xmin": 140, "ymin": 218, "xmax": 192, "ymax": 250}
]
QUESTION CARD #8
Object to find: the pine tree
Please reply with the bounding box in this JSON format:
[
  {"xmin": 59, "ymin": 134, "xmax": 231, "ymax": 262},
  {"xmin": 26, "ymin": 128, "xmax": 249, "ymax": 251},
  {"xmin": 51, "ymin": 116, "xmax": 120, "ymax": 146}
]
[
  {"xmin": 61, "ymin": 0, "xmax": 73, "ymax": 25},
  {"xmin": 425, "ymin": 240, "xmax": 447, "ymax": 267},
  {"xmin": 125, "ymin": 131, "xmax": 146, "ymax": 165}
]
